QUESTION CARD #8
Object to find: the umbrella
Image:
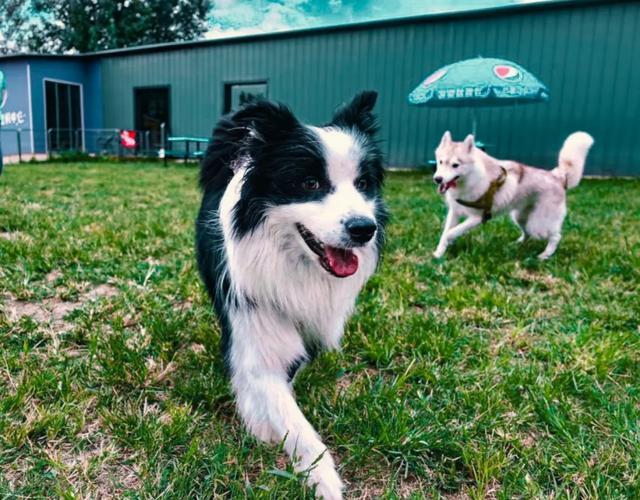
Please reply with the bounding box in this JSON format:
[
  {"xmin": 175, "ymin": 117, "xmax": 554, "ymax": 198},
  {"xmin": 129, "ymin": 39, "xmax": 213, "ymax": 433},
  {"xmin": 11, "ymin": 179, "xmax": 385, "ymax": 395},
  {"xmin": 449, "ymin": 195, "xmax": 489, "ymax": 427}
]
[{"xmin": 408, "ymin": 57, "xmax": 549, "ymax": 137}]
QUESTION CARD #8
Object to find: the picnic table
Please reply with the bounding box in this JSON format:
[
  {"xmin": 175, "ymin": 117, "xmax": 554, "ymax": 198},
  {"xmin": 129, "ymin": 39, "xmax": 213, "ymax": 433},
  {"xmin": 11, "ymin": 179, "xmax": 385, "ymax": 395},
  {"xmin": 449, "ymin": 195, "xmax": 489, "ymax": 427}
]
[{"xmin": 164, "ymin": 136, "xmax": 210, "ymax": 166}]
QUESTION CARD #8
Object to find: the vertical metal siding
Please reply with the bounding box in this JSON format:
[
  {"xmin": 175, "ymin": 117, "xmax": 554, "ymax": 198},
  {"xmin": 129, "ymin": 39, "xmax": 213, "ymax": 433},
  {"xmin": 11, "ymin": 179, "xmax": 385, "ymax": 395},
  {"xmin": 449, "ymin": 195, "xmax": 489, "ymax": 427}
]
[{"xmin": 100, "ymin": 1, "xmax": 640, "ymax": 175}]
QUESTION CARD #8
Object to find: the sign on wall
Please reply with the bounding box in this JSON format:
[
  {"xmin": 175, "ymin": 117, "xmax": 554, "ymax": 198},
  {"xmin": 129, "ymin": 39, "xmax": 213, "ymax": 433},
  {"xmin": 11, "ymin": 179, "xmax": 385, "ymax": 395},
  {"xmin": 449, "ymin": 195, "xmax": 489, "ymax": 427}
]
[
  {"xmin": 1, "ymin": 109, "xmax": 28, "ymax": 126},
  {"xmin": 0, "ymin": 64, "xmax": 30, "ymax": 128},
  {"xmin": 0, "ymin": 63, "xmax": 33, "ymax": 156}
]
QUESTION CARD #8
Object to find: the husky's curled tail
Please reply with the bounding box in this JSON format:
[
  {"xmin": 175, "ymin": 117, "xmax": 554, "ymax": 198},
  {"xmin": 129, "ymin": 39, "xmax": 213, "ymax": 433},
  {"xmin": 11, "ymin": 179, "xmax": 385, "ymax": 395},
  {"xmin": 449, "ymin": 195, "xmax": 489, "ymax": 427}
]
[{"xmin": 553, "ymin": 132, "xmax": 594, "ymax": 189}]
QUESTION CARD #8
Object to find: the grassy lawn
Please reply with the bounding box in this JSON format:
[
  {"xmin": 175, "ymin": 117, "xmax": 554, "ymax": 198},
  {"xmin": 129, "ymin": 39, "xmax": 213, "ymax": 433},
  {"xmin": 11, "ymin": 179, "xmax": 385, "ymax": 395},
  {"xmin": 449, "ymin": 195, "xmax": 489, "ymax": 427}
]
[{"xmin": 1, "ymin": 162, "xmax": 639, "ymax": 499}]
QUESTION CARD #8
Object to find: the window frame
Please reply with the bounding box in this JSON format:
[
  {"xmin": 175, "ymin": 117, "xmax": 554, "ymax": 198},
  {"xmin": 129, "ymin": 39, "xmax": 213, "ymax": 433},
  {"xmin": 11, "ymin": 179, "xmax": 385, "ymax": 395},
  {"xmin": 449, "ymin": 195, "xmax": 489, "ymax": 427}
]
[
  {"xmin": 42, "ymin": 78, "xmax": 85, "ymax": 152},
  {"xmin": 223, "ymin": 80, "xmax": 269, "ymax": 114}
]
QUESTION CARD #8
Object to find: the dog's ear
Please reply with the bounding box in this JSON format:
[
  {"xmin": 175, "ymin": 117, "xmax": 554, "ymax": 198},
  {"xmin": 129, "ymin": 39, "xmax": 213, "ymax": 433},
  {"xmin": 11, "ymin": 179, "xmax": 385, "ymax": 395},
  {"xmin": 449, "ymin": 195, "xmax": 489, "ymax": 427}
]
[
  {"xmin": 439, "ymin": 130, "xmax": 452, "ymax": 146},
  {"xmin": 330, "ymin": 90, "xmax": 378, "ymax": 136},
  {"xmin": 463, "ymin": 134, "xmax": 475, "ymax": 153},
  {"xmin": 231, "ymin": 100, "xmax": 300, "ymax": 145}
]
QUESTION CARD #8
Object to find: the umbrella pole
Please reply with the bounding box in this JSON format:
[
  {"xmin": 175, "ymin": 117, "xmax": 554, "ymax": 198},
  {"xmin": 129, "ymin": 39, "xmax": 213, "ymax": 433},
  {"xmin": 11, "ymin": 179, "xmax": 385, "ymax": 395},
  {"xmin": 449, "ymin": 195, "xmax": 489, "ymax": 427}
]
[{"xmin": 471, "ymin": 108, "xmax": 478, "ymax": 138}]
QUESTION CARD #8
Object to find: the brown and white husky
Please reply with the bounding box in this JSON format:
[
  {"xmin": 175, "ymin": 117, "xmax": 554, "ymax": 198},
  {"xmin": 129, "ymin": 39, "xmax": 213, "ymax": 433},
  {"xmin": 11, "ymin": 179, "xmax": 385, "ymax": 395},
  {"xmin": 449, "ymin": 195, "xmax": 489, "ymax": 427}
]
[{"xmin": 432, "ymin": 131, "xmax": 594, "ymax": 260}]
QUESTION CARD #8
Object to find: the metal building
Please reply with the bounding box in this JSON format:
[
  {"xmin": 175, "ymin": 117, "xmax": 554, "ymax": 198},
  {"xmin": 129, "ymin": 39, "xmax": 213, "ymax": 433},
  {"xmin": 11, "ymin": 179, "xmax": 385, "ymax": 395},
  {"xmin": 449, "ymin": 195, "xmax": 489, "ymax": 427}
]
[{"xmin": 1, "ymin": 0, "xmax": 638, "ymax": 175}]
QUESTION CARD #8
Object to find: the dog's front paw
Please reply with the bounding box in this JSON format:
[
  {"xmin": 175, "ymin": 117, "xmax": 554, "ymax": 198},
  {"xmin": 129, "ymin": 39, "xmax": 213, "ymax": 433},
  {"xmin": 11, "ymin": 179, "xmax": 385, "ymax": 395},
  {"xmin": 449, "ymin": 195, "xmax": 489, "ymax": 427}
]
[
  {"xmin": 308, "ymin": 462, "xmax": 344, "ymax": 500},
  {"xmin": 432, "ymin": 248, "xmax": 446, "ymax": 259}
]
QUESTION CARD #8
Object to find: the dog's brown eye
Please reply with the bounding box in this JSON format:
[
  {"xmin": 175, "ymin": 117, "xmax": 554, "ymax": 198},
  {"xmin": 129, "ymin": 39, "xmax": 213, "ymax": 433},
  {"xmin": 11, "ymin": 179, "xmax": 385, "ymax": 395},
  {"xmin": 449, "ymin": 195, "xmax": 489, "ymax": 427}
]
[
  {"xmin": 356, "ymin": 177, "xmax": 368, "ymax": 190},
  {"xmin": 452, "ymin": 162, "xmax": 460, "ymax": 168},
  {"xmin": 302, "ymin": 177, "xmax": 320, "ymax": 190}
]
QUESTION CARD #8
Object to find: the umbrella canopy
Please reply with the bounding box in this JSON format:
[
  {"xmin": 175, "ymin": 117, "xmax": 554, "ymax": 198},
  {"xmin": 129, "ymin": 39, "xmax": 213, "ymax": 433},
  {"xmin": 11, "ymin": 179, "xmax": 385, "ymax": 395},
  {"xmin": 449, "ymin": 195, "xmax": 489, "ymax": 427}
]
[{"xmin": 408, "ymin": 57, "xmax": 549, "ymax": 107}]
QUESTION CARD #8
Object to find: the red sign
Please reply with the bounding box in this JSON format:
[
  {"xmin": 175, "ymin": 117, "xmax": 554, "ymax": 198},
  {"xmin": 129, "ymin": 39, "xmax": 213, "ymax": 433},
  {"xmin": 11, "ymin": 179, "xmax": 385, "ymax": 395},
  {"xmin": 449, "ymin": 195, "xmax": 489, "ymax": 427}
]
[
  {"xmin": 120, "ymin": 130, "xmax": 136, "ymax": 149},
  {"xmin": 493, "ymin": 65, "xmax": 522, "ymax": 82}
]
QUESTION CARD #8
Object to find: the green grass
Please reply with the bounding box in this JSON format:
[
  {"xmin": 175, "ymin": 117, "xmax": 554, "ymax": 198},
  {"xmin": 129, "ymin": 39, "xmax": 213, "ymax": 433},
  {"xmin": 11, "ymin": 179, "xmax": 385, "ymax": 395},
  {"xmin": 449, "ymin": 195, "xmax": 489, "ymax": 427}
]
[{"xmin": 1, "ymin": 162, "xmax": 639, "ymax": 498}]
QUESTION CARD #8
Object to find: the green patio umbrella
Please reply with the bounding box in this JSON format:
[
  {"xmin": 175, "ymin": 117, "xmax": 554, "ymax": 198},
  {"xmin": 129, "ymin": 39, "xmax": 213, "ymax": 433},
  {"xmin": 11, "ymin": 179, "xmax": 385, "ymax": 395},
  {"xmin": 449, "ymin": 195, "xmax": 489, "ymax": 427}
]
[{"xmin": 408, "ymin": 57, "xmax": 549, "ymax": 138}]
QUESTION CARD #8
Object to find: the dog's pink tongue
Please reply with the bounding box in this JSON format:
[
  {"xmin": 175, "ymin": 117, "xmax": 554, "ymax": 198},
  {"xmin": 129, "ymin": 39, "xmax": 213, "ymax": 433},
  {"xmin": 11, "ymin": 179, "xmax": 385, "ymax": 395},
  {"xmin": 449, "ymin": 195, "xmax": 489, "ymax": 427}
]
[
  {"xmin": 324, "ymin": 246, "xmax": 358, "ymax": 277},
  {"xmin": 438, "ymin": 179, "xmax": 457, "ymax": 194}
]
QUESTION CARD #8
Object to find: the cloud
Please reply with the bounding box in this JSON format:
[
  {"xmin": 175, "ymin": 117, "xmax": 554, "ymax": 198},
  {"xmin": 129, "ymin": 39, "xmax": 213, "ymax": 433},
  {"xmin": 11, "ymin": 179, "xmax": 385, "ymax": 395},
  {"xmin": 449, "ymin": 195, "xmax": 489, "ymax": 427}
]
[
  {"xmin": 205, "ymin": 0, "xmax": 556, "ymax": 40},
  {"xmin": 206, "ymin": 0, "xmax": 322, "ymax": 39}
]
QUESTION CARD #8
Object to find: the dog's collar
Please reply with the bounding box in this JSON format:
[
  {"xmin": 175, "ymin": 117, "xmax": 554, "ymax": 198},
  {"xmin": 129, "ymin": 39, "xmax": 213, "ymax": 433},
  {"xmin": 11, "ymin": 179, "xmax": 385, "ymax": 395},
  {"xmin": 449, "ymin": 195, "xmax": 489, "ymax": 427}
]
[{"xmin": 456, "ymin": 166, "xmax": 507, "ymax": 223}]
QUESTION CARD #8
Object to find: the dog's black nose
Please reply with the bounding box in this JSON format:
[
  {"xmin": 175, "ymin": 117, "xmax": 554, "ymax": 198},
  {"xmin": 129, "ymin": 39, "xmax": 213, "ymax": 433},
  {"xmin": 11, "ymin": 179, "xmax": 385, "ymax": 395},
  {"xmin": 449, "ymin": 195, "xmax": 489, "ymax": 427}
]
[
  {"xmin": 345, "ymin": 217, "xmax": 377, "ymax": 244},
  {"xmin": 434, "ymin": 176, "xmax": 443, "ymax": 184}
]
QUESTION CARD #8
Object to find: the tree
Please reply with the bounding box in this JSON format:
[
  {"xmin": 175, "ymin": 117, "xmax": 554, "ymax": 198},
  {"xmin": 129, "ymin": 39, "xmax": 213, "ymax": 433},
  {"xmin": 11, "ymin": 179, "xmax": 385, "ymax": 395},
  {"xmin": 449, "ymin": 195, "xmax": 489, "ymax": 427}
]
[
  {"xmin": 1, "ymin": 0, "xmax": 211, "ymax": 54},
  {"xmin": 0, "ymin": 0, "xmax": 40, "ymax": 54}
]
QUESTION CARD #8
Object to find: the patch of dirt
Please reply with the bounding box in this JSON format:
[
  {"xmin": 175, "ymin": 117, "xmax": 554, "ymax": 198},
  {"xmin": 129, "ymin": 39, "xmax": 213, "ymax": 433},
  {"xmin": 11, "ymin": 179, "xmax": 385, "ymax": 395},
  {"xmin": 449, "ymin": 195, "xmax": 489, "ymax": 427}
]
[
  {"xmin": 4, "ymin": 297, "xmax": 79, "ymax": 332},
  {"xmin": 2, "ymin": 283, "xmax": 120, "ymax": 334},
  {"xmin": 389, "ymin": 249, "xmax": 425, "ymax": 266},
  {"xmin": 172, "ymin": 300, "xmax": 193, "ymax": 312},
  {"xmin": 489, "ymin": 326, "xmax": 535, "ymax": 356},
  {"xmin": 1, "ymin": 393, "xmax": 140, "ymax": 496},
  {"xmin": 45, "ymin": 269, "xmax": 63, "ymax": 283},
  {"xmin": 346, "ymin": 473, "xmax": 427, "ymax": 499},
  {"xmin": 0, "ymin": 231, "xmax": 32, "ymax": 243},
  {"xmin": 144, "ymin": 358, "xmax": 177, "ymax": 386},
  {"xmin": 442, "ymin": 490, "xmax": 472, "ymax": 500},
  {"xmin": 124, "ymin": 322, "xmax": 150, "ymax": 351},
  {"xmin": 44, "ymin": 437, "xmax": 142, "ymax": 497},
  {"xmin": 335, "ymin": 367, "xmax": 379, "ymax": 394},
  {"xmin": 84, "ymin": 284, "xmax": 119, "ymax": 301},
  {"xmin": 520, "ymin": 431, "xmax": 540, "ymax": 449},
  {"xmin": 513, "ymin": 265, "xmax": 563, "ymax": 290},
  {"xmin": 0, "ymin": 456, "xmax": 33, "ymax": 489},
  {"xmin": 143, "ymin": 257, "xmax": 164, "ymax": 266},
  {"xmin": 189, "ymin": 343, "xmax": 206, "ymax": 354}
]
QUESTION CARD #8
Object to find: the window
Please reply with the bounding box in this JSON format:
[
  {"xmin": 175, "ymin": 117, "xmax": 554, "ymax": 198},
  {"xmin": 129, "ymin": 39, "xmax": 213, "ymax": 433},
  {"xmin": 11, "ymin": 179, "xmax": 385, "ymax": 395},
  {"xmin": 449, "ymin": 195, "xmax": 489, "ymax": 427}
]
[
  {"xmin": 224, "ymin": 82, "xmax": 267, "ymax": 113},
  {"xmin": 134, "ymin": 86, "xmax": 170, "ymax": 148},
  {"xmin": 44, "ymin": 80, "xmax": 82, "ymax": 151}
]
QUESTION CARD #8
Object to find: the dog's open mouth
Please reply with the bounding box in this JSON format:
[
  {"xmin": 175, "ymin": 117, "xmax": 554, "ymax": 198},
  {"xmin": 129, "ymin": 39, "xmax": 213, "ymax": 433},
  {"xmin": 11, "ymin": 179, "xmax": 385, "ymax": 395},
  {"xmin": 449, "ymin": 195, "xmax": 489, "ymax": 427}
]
[
  {"xmin": 296, "ymin": 223, "xmax": 358, "ymax": 278},
  {"xmin": 438, "ymin": 176, "xmax": 460, "ymax": 194}
]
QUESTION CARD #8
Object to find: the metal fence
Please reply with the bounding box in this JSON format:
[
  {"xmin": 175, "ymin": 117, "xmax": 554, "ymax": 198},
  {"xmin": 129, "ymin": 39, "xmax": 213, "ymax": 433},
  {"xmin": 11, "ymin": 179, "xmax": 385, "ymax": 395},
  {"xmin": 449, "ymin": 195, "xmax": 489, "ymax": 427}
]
[
  {"xmin": 0, "ymin": 128, "xmax": 34, "ymax": 162},
  {"xmin": 0, "ymin": 126, "xmax": 169, "ymax": 163}
]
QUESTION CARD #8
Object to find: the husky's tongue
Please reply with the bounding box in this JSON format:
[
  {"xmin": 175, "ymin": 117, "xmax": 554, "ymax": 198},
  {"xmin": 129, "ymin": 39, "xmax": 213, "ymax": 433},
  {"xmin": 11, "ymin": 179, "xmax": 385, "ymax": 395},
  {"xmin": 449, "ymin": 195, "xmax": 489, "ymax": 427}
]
[
  {"xmin": 439, "ymin": 179, "xmax": 458, "ymax": 194},
  {"xmin": 323, "ymin": 246, "xmax": 358, "ymax": 277}
]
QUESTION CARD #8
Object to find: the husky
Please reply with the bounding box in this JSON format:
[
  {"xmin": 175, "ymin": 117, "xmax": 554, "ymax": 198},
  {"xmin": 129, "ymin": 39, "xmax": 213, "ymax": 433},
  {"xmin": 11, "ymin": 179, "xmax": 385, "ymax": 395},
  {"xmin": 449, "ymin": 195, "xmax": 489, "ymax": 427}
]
[
  {"xmin": 195, "ymin": 91, "xmax": 387, "ymax": 499},
  {"xmin": 432, "ymin": 131, "xmax": 594, "ymax": 260}
]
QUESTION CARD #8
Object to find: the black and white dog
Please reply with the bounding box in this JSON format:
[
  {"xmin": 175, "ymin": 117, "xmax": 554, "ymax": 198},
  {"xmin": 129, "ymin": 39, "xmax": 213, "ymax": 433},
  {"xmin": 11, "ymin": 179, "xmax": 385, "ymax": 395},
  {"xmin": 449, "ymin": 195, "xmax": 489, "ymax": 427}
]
[{"xmin": 195, "ymin": 91, "xmax": 387, "ymax": 499}]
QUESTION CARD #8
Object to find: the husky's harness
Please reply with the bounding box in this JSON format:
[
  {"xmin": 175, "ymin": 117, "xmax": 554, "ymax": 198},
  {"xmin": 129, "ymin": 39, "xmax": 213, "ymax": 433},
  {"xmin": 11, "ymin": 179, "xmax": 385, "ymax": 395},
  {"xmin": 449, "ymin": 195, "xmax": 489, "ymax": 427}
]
[{"xmin": 456, "ymin": 166, "xmax": 508, "ymax": 223}]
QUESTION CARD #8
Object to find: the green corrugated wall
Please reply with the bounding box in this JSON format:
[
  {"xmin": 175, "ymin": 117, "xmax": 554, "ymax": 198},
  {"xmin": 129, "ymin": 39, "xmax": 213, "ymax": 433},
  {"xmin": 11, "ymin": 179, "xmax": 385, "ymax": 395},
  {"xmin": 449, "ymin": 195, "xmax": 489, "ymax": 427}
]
[{"xmin": 100, "ymin": 0, "xmax": 640, "ymax": 175}]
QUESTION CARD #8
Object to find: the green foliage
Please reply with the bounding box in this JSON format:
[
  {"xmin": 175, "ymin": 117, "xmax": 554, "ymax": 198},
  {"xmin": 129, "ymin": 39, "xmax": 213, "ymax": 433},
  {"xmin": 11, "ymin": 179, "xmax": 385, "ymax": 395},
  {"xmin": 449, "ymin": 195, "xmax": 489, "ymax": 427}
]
[
  {"xmin": 0, "ymin": 163, "xmax": 639, "ymax": 497},
  {"xmin": 2, "ymin": 0, "xmax": 210, "ymax": 54}
]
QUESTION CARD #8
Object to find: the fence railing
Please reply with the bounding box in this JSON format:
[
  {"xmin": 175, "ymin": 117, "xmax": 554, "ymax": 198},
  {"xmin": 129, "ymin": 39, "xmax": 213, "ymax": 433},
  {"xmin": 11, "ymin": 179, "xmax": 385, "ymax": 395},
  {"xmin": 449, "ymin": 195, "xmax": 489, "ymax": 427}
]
[
  {"xmin": 45, "ymin": 128, "xmax": 164, "ymax": 159},
  {"xmin": 0, "ymin": 128, "xmax": 35, "ymax": 162},
  {"xmin": 1, "ymin": 125, "xmax": 208, "ymax": 164}
]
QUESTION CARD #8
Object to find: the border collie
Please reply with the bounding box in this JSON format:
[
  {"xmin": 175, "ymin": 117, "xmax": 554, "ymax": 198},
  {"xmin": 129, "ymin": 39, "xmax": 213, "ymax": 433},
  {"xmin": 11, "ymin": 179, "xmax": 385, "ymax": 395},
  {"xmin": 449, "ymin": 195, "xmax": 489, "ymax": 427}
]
[
  {"xmin": 432, "ymin": 131, "xmax": 593, "ymax": 260},
  {"xmin": 195, "ymin": 91, "xmax": 387, "ymax": 499}
]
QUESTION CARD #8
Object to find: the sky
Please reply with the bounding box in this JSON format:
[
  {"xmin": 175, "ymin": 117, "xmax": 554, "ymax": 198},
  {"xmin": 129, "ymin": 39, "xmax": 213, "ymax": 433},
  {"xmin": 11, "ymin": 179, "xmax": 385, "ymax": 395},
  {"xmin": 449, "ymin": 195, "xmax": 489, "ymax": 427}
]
[{"xmin": 206, "ymin": 0, "xmax": 551, "ymax": 39}]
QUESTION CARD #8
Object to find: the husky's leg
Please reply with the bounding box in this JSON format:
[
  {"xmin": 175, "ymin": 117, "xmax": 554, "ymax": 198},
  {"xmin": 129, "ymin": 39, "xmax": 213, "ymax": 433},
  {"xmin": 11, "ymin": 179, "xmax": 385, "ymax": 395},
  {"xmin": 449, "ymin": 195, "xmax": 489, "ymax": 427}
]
[
  {"xmin": 525, "ymin": 195, "xmax": 566, "ymax": 260},
  {"xmin": 538, "ymin": 233, "xmax": 561, "ymax": 260},
  {"xmin": 510, "ymin": 210, "xmax": 528, "ymax": 243},
  {"xmin": 229, "ymin": 308, "xmax": 343, "ymax": 500},
  {"xmin": 433, "ymin": 207, "xmax": 460, "ymax": 258},
  {"xmin": 434, "ymin": 214, "xmax": 483, "ymax": 258}
]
